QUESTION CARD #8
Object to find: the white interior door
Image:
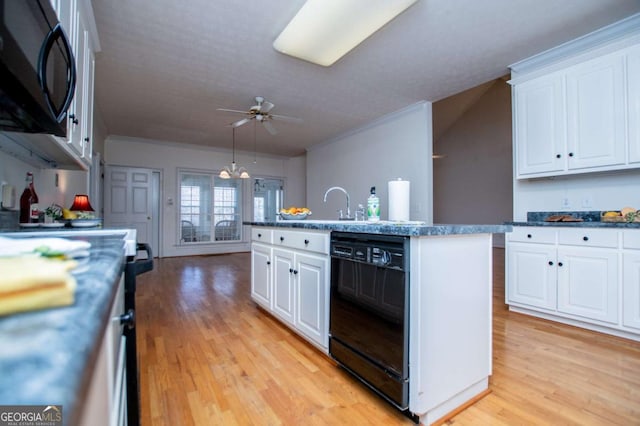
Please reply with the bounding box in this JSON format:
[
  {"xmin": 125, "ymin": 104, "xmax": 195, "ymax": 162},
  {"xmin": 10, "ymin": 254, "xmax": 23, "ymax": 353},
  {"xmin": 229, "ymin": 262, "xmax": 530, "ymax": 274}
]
[{"xmin": 104, "ymin": 166, "xmax": 156, "ymax": 251}]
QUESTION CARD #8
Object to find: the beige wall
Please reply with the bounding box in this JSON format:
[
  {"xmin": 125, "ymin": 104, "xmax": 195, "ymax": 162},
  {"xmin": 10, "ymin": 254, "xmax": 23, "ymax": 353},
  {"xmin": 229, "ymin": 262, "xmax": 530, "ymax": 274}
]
[
  {"xmin": 433, "ymin": 80, "xmax": 513, "ymax": 247},
  {"xmin": 306, "ymin": 102, "xmax": 433, "ymax": 222}
]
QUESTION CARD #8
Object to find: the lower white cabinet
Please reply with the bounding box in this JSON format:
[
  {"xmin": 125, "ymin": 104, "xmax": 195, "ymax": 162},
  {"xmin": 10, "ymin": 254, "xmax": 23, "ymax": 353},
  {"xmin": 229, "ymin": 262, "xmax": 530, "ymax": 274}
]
[
  {"xmin": 251, "ymin": 243, "xmax": 271, "ymax": 310},
  {"xmin": 78, "ymin": 275, "xmax": 127, "ymax": 426},
  {"xmin": 623, "ymin": 253, "xmax": 640, "ymax": 330},
  {"xmin": 507, "ymin": 242, "xmax": 557, "ymax": 309},
  {"xmin": 556, "ymin": 246, "xmax": 618, "ymax": 323},
  {"xmin": 506, "ymin": 226, "xmax": 637, "ymax": 339},
  {"xmin": 250, "ymin": 227, "xmax": 330, "ymax": 351},
  {"xmin": 272, "ymin": 248, "xmax": 295, "ymax": 325},
  {"xmin": 294, "ymin": 252, "xmax": 327, "ymax": 347}
]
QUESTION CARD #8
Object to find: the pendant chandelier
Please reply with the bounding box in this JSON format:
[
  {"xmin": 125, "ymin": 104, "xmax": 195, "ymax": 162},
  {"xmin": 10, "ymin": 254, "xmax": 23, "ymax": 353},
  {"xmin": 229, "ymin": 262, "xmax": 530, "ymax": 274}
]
[{"xmin": 219, "ymin": 127, "xmax": 250, "ymax": 179}]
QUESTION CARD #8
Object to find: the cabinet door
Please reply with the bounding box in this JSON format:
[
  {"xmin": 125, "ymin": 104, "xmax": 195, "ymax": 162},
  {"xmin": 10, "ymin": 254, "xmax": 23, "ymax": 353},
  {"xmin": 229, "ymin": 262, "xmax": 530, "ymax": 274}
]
[
  {"xmin": 295, "ymin": 252, "xmax": 328, "ymax": 348},
  {"xmin": 250, "ymin": 243, "xmax": 271, "ymax": 309},
  {"xmin": 627, "ymin": 45, "xmax": 640, "ymax": 164},
  {"xmin": 566, "ymin": 53, "xmax": 625, "ymax": 170},
  {"xmin": 557, "ymin": 247, "xmax": 618, "ymax": 323},
  {"xmin": 81, "ymin": 46, "xmax": 95, "ymax": 162},
  {"xmin": 623, "ymin": 253, "xmax": 640, "ymax": 330},
  {"xmin": 272, "ymin": 248, "xmax": 295, "ymax": 326},
  {"xmin": 507, "ymin": 242, "xmax": 557, "ymax": 309},
  {"xmin": 67, "ymin": 7, "xmax": 86, "ymax": 156},
  {"xmin": 514, "ymin": 74, "xmax": 566, "ymax": 177}
]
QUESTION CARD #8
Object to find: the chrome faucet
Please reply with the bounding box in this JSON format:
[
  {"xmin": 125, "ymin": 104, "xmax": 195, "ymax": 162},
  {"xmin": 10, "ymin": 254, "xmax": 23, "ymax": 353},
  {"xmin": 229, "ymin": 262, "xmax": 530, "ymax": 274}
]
[{"xmin": 323, "ymin": 186, "xmax": 353, "ymax": 220}]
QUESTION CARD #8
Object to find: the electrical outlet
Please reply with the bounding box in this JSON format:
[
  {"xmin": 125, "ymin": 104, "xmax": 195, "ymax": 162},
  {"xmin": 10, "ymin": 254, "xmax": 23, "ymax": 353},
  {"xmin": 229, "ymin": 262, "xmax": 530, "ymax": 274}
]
[
  {"xmin": 582, "ymin": 197, "xmax": 593, "ymax": 208},
  {"xmin": 561, "ymin": 197, "xmax": 571, "ymax": 208}
]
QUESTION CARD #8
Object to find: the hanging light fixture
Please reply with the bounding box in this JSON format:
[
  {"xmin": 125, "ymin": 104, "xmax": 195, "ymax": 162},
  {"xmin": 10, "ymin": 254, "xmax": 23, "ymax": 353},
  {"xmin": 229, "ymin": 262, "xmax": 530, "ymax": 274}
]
[{"xmin": 220, "ymin": 127, "xmax": 250, "ymax": 179}]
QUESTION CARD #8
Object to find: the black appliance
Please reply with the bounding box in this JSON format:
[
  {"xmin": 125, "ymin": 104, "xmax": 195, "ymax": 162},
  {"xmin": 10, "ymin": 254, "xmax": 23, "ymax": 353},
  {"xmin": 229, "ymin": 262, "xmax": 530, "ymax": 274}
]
[
  {"xmin": 0, "ymin": 0, "xmax": 76, "ymax": 137},
  {"xmin": 329, "ymin": 232, "xmax": 411, "ymax": 411},
  {"xmin": 123, "ymin": 243, "xmax": 153, "ymax": 426}
]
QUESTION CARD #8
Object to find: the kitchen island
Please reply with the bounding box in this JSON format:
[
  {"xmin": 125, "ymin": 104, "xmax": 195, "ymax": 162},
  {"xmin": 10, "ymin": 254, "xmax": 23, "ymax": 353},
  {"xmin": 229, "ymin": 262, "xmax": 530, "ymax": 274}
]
[
  {"xmin": 245, "ymin": 220, "xmax": 510, "ymax": 425},
  {"xmin": 0, "ymin": 232, "xmax": 129, "ymax": 426}
]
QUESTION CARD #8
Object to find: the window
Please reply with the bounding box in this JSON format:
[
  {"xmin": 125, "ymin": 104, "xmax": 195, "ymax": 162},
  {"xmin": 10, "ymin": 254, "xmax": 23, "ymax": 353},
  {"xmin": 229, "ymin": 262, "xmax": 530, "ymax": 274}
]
[{"xmin": 179, "ymin": 171, "xmax": 242, "ymax": 243}]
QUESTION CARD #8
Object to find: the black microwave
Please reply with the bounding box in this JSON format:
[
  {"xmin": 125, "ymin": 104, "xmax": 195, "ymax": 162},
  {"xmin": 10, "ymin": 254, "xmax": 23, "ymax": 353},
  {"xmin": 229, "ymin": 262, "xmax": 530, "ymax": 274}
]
[{"xmin": 0, "ymin": 0, "xmax": 76, "ymax": 137}]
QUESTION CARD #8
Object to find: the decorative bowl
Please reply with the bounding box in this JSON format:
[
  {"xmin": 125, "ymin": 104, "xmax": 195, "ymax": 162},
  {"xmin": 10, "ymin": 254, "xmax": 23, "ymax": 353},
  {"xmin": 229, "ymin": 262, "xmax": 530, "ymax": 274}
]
[{"xmin": 279, "ymin": 211, "xmax": 312, "ymax": 220}]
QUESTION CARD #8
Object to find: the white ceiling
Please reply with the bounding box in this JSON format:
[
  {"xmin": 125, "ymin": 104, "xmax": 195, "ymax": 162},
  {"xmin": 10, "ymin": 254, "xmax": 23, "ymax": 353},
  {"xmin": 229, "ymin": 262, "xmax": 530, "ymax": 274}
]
[{"xmin": 91, "ymin": 0, "xmax": 640, "ymax": 157}]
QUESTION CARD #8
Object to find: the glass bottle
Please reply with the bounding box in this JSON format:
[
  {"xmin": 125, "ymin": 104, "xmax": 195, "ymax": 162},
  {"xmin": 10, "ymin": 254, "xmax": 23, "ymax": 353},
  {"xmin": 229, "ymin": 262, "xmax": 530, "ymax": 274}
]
[{"xmin": 19, "ymin": 172, "xmax": 39, "ymax": 223}]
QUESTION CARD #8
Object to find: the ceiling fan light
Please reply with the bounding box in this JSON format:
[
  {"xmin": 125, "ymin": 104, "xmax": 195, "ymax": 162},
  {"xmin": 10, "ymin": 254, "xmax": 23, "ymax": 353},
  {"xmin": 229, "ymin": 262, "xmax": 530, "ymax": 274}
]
[{"xmin": 273, "ymin": 0, "xmax": 418, "ymax": 66}]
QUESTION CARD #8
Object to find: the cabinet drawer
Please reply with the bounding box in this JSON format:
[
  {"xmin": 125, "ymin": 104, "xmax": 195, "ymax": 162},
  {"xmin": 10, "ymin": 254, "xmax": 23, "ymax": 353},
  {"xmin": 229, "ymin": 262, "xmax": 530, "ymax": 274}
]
[
  {"xmin": 508, "ymin": 227, "xmax": 556, "ymax": 244},
  {"xmin": 557, "ymin": 228, "xmax": 618, "ymax": 248},
  {"xmin": 623, "ymin": 230, "xmax": 640, "ymax": 249},
  {"xmin": 252, "ymin": 228, "xmax": 273, "ymax": 244},
  {"xmin": 273, "ymin": 229, "xmax": 329, "ymax": 254}
]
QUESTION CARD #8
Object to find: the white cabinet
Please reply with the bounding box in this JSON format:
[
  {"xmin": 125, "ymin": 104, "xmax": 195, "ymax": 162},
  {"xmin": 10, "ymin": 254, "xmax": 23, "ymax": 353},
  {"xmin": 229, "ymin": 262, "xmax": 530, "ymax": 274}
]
[
  {"xmin": 507, "ymin": 242, "xmax": 557, "ymax": 310},
  {"xmin": 294, "ymin": 252, "xmax": 328, "ymax": 347},
  {"xmin": 78, "ymin": 275, "xmax": 127, "ymax": 426},
  {"xmin": 65, "ymin": 0, "xmax": 96, "ymax": 162},
  {"xmin": 46, "ymin": 0, "xmax": 98, "ymax": 169},
  {"xmin": 627, "ymin": 45, "xmax": 640, "ymax": 164},
  {"xmin": 623, "ymin": 230, "xmax": 640, "ymax": 331},
  {"xmin": 565, "ymin": 53, "xmax": 626, "ymax": 170},
  {"xmin": 623, "ymin": 252, "xmax": 640, "ymax": 331},
  {"xmin": 250, "ymin": 227, "xmax": 330, "ymax": 351},
  {"xmin": 250, "ymin": 243, "xmax": 272, "ymax": 310},
  {"xmin": 556, "ymin": 246, "xmax": 618, "ymax": 323},
  {"xmin": 272, "ymin": 248, "xmax": 295, "ymax": 326},
  {"xmin": 514, "ymin": 73, "xmax": 566, "ymax": 176},
  {"xmin": 511, "ymin": 44, "xmax": 638, "ymax": 179},
  {"xmin": 507, "ymin": 227, "xmax": 629, "ymax": 336}
]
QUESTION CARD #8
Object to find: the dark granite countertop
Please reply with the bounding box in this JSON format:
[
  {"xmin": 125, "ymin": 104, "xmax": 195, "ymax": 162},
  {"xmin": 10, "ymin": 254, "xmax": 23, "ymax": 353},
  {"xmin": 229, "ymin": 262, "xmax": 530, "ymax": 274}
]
[
  {"xmin": 507, "ymin": 221, "xmax": 640, "ymax": 229},
  {"xmin": 244, "ymin": 220, "xmax": 510, "ymax": 236},
  {"xmin": 0, "ymin": 233, "xmax": 127, "ymax": 426},
  {"xmin": 508, "ymin": 210, "xmax": 640, "ymax": 229}
]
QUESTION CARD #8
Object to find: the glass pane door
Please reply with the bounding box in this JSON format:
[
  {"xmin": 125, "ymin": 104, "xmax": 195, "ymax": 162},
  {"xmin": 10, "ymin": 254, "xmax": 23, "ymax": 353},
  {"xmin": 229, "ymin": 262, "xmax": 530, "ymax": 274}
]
[{"xmin": 253, "ymin": 178, "xmax": 283, "ymax": 222}]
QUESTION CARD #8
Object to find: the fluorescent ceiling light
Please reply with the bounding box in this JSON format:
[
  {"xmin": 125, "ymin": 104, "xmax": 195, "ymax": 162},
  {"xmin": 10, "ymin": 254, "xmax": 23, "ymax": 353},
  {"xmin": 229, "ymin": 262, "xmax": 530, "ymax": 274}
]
[{"xmin": 273, "ymin": 0, "xmax": 418, "ymax": 67}]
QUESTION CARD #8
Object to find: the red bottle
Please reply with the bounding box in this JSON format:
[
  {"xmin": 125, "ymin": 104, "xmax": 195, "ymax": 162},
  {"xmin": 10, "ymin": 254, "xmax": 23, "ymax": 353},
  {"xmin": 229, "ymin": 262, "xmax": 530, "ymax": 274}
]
[{"xmin": 19, "ymin": 172, "xmax": 39, "ymax": 223}]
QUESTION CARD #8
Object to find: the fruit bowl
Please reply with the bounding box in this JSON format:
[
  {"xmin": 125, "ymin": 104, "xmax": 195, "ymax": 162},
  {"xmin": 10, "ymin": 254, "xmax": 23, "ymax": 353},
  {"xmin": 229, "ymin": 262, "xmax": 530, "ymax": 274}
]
[{"xmin": 279, "ymin": 211, "xmax": 312, "ymax": 220}]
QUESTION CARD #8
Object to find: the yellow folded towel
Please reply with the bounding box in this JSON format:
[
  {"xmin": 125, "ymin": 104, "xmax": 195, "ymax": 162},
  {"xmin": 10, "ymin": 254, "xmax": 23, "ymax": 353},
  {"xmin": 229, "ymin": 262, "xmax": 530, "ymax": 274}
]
[{"xmin": 0, "ymin": 257, "xmax": 77, "ymax": 316}]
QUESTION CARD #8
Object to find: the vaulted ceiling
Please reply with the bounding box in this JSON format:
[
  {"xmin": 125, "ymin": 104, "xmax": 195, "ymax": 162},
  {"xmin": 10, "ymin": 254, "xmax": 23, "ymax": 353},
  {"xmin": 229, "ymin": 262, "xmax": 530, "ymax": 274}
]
[{"xmin": 92, "ymin": 0, "xmax": 640, "ymax": 157}]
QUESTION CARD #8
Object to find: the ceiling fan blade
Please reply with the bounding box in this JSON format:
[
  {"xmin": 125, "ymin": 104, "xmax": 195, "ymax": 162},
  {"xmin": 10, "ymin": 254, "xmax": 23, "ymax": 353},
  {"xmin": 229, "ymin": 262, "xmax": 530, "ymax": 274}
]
[
  {"xmin": 263, "ymin": 120, "xmax": 278, "ymax": 135},
  {"xmin": 231, "ymin": 118, "xmax": 251, "ymax": 128},
  {"xmin": 271, "ymin": 113, "xmax": 303, "ymax": 123},
  {"xmin": 217, "ymin": 108, "xmax": 250, "ymax": 115},
  {"xmin": 261, "ymin": 101, "xmax": 275, "ymax": 113}
]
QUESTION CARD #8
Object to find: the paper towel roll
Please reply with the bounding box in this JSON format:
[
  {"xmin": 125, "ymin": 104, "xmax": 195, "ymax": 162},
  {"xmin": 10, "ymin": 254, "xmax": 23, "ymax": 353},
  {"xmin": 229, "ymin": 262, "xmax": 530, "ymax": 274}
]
[
  {"xmin": 2, "ymin": 185, "xmax": 15, "ymax": 209},
  {"xmin": 388, "ymin": 179, "xmax": 410, "ymax": 221}
]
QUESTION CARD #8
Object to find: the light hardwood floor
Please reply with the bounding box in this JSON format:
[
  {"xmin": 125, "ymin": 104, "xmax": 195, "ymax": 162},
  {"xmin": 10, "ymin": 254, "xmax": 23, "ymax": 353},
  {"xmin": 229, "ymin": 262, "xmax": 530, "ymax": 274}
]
[{"xmin": 136, "ymin": 249, "xmax": 640, "ymax": 425}]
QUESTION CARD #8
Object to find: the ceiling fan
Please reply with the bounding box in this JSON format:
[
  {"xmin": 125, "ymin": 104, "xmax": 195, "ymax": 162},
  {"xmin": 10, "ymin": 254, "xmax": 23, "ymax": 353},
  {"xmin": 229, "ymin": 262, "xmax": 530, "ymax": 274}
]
[{"xmin": 217, "ymin": 96, "xmax": 302, "ymax": 135}]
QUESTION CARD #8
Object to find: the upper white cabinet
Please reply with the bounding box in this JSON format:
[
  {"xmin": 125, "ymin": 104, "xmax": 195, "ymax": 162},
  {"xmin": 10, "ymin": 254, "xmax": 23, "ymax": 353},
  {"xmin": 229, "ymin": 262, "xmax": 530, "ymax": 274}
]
[
  {"xmin": 565, "ymin": 53, "xmax": 626, "ymax": 171},
  {"xmin": 627, "ymin": 45, "xmax": 640, "ymax": 164},
  {"xmin": 61, "ymin": 0, "xmax": 96, "ymax": 164},
  {"xmin": 511, "ymin": 19, "xmax": 640, "ymax": 179},
  {"xmin": 514, "ymin": 73, "xmax": 566, "ymax": 175}
]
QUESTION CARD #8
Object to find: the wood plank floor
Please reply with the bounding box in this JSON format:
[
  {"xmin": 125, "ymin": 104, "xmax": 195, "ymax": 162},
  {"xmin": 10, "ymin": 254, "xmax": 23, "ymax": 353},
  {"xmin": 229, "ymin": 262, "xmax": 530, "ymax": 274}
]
[{"xmin": 136, "ymin": 249, "xmax": 640, "ymax": 425}]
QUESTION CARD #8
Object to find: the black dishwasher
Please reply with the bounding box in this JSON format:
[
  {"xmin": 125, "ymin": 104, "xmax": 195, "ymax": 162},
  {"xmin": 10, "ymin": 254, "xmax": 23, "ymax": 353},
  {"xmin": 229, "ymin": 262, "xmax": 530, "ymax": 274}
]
[{"xmin": 329, "ymin": 232, "xmax": 410, "ymax": 410}]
